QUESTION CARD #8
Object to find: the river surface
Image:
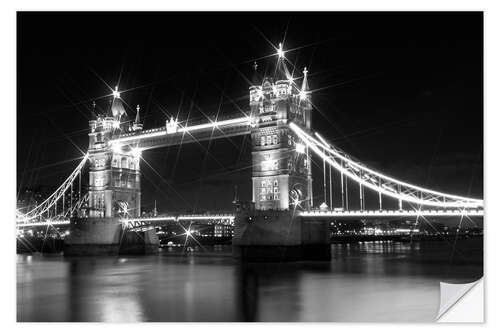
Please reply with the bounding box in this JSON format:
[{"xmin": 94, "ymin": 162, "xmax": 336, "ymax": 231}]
[{"xmin": 17, "ymin": 239, "xmax": 483, "ymax": 322}]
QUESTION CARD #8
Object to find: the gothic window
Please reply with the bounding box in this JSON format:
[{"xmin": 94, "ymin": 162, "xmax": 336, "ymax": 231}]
[
  {"xmin": 273, "ymin": 194, "xmax": 279, "ymax": 200},
  {"xmin": 95, "ymin": 159, "xmax": 105, "ymax": 168},
  {"xmin": 272, "ymin": 135, "xmax": 278, "ymax": 145},
  {"xmin": 261, "ymin": 159, "xmax": 278, "ymax": 171},
  {"xmin": 121, "ymin": 157, "xmax": 128, "ymax": 169},
  {"xmin": 112, "ymin": 158, "xmax": 119, "ymax": 168},
  {"xmin": 94, "ymin": 193, "xmax": 104, "ymax": 210},
  {"xmin": 113, "ymin": 174, "xmax": 120, "ymax": 187},
  {"xmin": 95, "ymin": 177, "xmax": 104, "ymax": 187},
  {"xmin": 266, "ymin": 136, "xmax": 272, "ymax": 145},
  {"xmin": 263, "ymin": 97, "xmax": 273, "ymax": 113},
  {"xmin": 129, "ymin": 160, "xmax": 135, "ymax": 170},
  {"xmin": 121, "ymin": 175, "xmax": 127, "ymax": 187},
  {"xmin": 261, "ymin": 136, "xmax": 266, "ymax": 146},
  {"xmin": 288, "ymin": 135, "xmax": 292, "ymax": 146},
  {"xmin": 273, "ymin": 180, "xmax": 279, "ymax": 187}
]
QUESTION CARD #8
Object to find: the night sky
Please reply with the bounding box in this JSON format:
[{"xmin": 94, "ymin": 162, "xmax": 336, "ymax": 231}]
[{"xmin": 17, "ymin": 12, "xmax": 483, "ymax": 213}]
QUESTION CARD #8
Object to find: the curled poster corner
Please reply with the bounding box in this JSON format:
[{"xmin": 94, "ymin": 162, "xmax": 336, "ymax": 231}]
[{"xmin": 436, "ymin": 278, "xmax": 483, "ymax": 322}]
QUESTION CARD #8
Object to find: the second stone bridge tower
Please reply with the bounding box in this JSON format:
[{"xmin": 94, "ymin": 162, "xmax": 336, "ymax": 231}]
[{"xmin": 249, "ymin": 61, "xmax": 313, "ymax": 211}]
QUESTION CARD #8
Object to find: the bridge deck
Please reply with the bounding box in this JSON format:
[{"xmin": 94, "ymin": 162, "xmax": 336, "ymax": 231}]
[{"xmin": 110, "ymin": 116, "xmax": 252, "ymax": 150}]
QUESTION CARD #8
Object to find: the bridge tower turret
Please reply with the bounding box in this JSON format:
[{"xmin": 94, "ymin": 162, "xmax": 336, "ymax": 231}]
[
  {"xmin": 87, "ymin": 88, "xmax": 141, "ymax": 218},
  {"xmin": 250, "ymin": 51, "xmax": 313, "ymax": 211}
]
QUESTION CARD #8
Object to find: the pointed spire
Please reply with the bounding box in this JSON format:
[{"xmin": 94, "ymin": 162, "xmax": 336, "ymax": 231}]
[
  {"xmin": 277, "ymin": 43, "xmax": 284, "ymax": 58},
  {"xmin": 112, "ymin": 85, "xmax": 121, "ymax": 99},
  {"xmin": 232, "ymin": 185, "xmax": 239, "ymax": 204},
  {"xmin": 301, "ymin": 67, "xmax": 309, "ymax": 92},
  {"xmin": 135, "ymin": 105, "xmax": 141, "ymax": 124},
  {"xmin": 251, "ymin": 61, "xmax": 261, "ymax": 86},
  {"xmin": 106, "ymin": 98, "xmax": 114, "ymax": 117},
  {"xmin": 275, "ymin": 42, "xmax": 291, "ymax": 81},
  {"xmin": 91, "ymin": 100, "xmax": 97, "ymax": 120}
]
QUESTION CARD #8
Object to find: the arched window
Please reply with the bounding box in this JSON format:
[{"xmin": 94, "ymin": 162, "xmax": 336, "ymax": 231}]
[
  {"xmin": 121, "ymin": 174, "xmax": 127, "ymax": 187},
  {"xmin": 129, "ymin": 159, "xmax": 135, "ymax": 170},
  {"xmin": 121, "ymin": 157, "xmax": 128, "ymax": 169}
]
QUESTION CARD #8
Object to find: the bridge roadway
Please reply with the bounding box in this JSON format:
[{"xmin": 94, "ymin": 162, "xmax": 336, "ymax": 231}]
[
  {"xmin": 109, "ymin": 116, "xmax": 252, "ymax": 150},
  {"xmin": 16, "ymin": 209, "xmax": 483, "ymax": 229}
]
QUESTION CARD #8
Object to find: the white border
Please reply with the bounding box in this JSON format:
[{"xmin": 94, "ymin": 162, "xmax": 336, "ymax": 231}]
[{"xmin": 2, "ymin": 1, "xmax": 498, "ymax": 332}]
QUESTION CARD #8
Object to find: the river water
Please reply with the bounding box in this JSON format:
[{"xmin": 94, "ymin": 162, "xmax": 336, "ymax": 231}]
[{"xmin": 17, "ymin": 239, "xmax": 482, "ymax": 322}]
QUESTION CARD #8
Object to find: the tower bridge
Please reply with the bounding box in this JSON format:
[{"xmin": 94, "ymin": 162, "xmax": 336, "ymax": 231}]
[{"xmin": 16, "ymin": 43, "xmax": 483, "ymax": 260}]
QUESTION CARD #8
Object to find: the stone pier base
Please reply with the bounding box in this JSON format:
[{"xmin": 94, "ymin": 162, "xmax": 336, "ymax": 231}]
[
  {"xmin": 232, "ymin": 207, "xmax": 331, "ymax": 262},
  {"xmin": 64, "ymin": 217, "xmax": 159, "ymax": 256}
]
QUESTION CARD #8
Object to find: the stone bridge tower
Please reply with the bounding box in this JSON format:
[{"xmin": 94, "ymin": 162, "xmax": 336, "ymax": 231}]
[
  {"xmin": 249, "ymin": 56, "xmax": 313, "ymax": 211},
  {"xmin": 87, "ymin": 89, "xmax": 142, "ymax": 218}
]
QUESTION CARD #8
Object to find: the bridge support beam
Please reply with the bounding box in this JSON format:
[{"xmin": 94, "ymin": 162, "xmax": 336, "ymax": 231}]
[{"xmin": 232, "ymin": 203, "xmax": 330, "ymax": 261}]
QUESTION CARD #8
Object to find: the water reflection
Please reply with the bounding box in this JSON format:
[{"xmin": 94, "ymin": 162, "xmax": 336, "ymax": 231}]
[{"xmin": 17, "ymin": 239, "xmax": 482, "ymax": 322}]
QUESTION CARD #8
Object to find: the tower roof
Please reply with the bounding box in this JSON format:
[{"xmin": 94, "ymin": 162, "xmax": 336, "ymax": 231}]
[{"xmin": 111, "ymin": 97, "xmax": 127, "ymax": 119}]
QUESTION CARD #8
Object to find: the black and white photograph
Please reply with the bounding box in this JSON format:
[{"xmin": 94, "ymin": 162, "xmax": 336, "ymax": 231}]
[{"xmin": 12, "ymin": 9, "xmax": 487, "ymax": 324}]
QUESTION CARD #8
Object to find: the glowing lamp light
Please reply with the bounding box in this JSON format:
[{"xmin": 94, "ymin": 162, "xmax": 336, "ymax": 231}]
[
  {"xmin": 293, "ymin": 198, "xmax": 300, "ymax": 207},
  {"xmin": 186, "ymin": 229, "xmax": 192, "ymax": 236},
  {"xmin": 277, "ymin": 43, "xmax": 285, "ymax": 58},
  {"xmin": 131, "ymin": 147, "xmax": 142, "ymax": 159},
  {"xmin": 295, "ymin": 143, "xmax": 306, "ymax": 154},
  {"xmin": 113, "ymin": 120, "xmax": 120, "ymax": 129},
  {"xmin": 112, "ymin": 86, "xmax": 121, "ymax": 99},
  {"xmin": 299, "ymin": 90, "xmax": 308, "ymax": 100},
  {"xmin": 112, "ymin": 144, "xmax": 122, "ymax": 154}
]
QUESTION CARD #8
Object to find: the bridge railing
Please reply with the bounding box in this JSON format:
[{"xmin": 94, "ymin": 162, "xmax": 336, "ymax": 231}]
[{"xmin": 289, "ymin": 122, "xmax": 483, "ymax": 210}]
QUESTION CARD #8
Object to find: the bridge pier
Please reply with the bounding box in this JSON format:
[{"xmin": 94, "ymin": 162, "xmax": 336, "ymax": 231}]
[
  {"xmin": 232, "ymin": 203, "xmax": 331, "ymax": 261},
  {"xmin": 64, "ymin": 217, "xmax": 158, "ymax": 256}
]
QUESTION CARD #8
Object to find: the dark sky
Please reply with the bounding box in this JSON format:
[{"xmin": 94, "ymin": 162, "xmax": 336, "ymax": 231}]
[{"xmin": 17, "ymin": 12, "xmax": 483, "ymax": 213}]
